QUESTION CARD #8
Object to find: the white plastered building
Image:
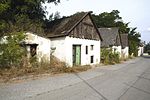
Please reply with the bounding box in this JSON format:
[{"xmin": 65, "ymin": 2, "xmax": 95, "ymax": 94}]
[{"xmin": 47, "ymin": 12, "xmax": 102, "ymax": 67}]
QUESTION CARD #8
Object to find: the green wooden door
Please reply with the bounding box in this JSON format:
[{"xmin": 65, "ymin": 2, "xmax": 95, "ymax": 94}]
[
  {"xmin": 75, "ymin": 45, "xmax": 81, "ymax": 65},
  {"xmin": 73, "ymin": 45, "xmax": 81, "ymax": 65}
]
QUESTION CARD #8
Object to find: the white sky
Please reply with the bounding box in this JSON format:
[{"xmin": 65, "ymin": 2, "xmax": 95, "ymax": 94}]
[{"xmin": 43, "ymin": 0, "xmax": 150, "ymax": 43}]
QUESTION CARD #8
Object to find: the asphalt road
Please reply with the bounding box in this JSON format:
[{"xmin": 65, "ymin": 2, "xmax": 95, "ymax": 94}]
[{"xmin": 0, "ymin": 55, "xmax": 150, "ymax": 100}]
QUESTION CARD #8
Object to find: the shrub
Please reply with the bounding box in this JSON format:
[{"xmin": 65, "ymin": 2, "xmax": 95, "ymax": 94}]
[
  {"xmin": 101, "ymin": 48, "xmax": 110, "ymax": 64},
  {"xmin": 147, "ymin": 50, "xmax": 150, "ymax": 55},
  {"xmin": 101, "ymin": 48, "xmax": 120, "ymax": 65},
  {"xmin": 109, "ymin": 52, "xmax": 120, "ymax": 64},
  {"xmin": 0, "ymin": 32, "xmax": 26, "ymax": 68}
]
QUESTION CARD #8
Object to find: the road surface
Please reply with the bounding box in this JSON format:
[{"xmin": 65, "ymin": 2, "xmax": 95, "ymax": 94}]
[{"xmin": 0, "ymin": 55, "xmax": 150, "ymax": 100}]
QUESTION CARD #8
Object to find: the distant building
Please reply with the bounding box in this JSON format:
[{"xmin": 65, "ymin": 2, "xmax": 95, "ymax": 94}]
[
  {"xmin": 138, "ymin": 42, "xmax": 144, "ymax": 56},
  {"xmin": 120, "ymin": 34, "xmax": 129, "ymax": 58},
  {"xmin": 98, "ymin": 27, "xmax": 122, "ymax": 57}
]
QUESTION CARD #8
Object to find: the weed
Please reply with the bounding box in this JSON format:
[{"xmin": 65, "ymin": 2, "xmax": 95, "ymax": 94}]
[{"xmin": 0, "ymin": 55, "xmax": 91, "ymax": 83}]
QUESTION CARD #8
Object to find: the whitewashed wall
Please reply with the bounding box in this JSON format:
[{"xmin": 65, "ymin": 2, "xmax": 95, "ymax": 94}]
[
  {"xmin": 50, "ymin": 37, "xmax": 66, "ymax": 62},
  {"xmin": 121, "ymin": 47, "xmax": 129, "ymax": 58},
  {"xmin": 25, "ymin": 32, "xmax": 51, "ymax": 62},
  {"xmin": 51, "ymin": 36, "xmax": 101, "ymax": 67},
  {"xmin": 138, "ymin": 47, "xmax": 144, "ymax": 56},
  {"xmin": 112, "ymin": 46, "xmax": 122, "ymax": 58}
]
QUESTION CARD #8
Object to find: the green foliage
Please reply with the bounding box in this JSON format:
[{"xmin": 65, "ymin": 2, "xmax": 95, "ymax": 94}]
[
  {"xmin": 144, "ymin": 42, "xmax": 150, "ymax": 53},
  {"xmin": 147, "ymin": 50, "xmax": 150, "ymax": 55},
  {"xmin": 0, "ymin": 0, "xmax": 61, "ymax": 36},
  {"xmin": 92, "ymin": 10, "xmax": 122, "ymax": 28},
  {"xmin": 92, "ymin": 10, "xmax": 130, "ymax": 34},
  {"xmin": 101, "ymin": 48, "xmax": 110, "ymax": 64},
  {"xmin": 101, "ymin": 48, "xmax": 120, "ymax": 65},
  {"xmin": 128, "ymin": 28, "xmax": 141, "ymax": 56},
  {"xmin": 116, "ymin": 22, "xmax": 130, "ymax": 34},
  {"xmin": 109, "ymin": 52, "xmax": 120, "ymax": 63},
  {"xmin": 0, "ymin": 32, "xmax": 25, "ymax": 68}
]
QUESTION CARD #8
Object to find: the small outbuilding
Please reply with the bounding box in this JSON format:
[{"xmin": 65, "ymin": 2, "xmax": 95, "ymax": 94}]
[
  {"xmin": 24, "ymin": 32, "xmax": 51, "ymax": 62},
  {"xmin": 138, "ymin": 42, "xmax": 144, "ymax": 56}
]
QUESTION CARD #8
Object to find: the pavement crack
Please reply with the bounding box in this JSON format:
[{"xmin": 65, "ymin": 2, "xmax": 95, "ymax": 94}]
[
  {"xmin": 118, "ymin": 69, "xmax": 147, "ymax": 100},
  {"xmin": 124, "ymin": 83, "xmax": 150, "ymax": 95},
  {"xmin": 74, "ymin": 73, "xmax": 108, "ymax": 100},
  {"xmin": 138, "ymin": 76, "xmax": 150, "ymax": 81}
]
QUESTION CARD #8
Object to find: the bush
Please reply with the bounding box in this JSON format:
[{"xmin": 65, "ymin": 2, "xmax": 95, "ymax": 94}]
[
  {"xmin": 0, "ymin": 32, "xmax": 26, "ymax": 68},
  {"xmin": 101, "ymin": 48, "xmax": 110, "ymax": 64},
  {"xmin": 109, "ymin": 52, "xmax": 120, "ymax": 64},
  {"xmin": 129, "ymin": 40, "xmax": 139, "ymax": 57},
  {"xmin": 101, "ymin": 48, "xmax": 120, "ymax": 65},
  {"xmin": 147, "ymin": 50, "xmax": 150, "ymax": 55}
]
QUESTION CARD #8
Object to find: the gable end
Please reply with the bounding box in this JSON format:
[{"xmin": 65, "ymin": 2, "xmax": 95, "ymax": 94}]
[{"xmin": 68, "ymin": 12, "xmax": 102, "ymax": 41}]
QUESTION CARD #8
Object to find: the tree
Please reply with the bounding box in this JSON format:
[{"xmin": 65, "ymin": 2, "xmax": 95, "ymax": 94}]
[
  {"xmin": 116, "ymin": 21, "xmax": 130, "ymax": 34},
  {"xmin": 128, "ymin": 28, "xmax": 141, "ymax": 56},
  {"xmin": 0, "ymin": 0, "xmax": 60, "ymax": 37},
  {"xmin": 92, "ymin": 10, "xmax": 130, "ymax": 34},
  {"xmin": 0, "ymin": 32, "xmax": 25, "ymax": 68},
  {"xmin": 92, "ymin": 10, "xmax": 122, "ymax": 28},
  {"xmin": 144, "ymin": 42, "xmax": 150, "ymax": 55},
  {"xmin": 54, "ymin": 11, "xmax": 61, "ymax": 20}
]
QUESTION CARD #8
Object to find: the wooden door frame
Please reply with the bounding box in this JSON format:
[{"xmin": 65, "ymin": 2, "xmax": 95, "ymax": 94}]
[{"xmin": 72, "ymin": 45, "xmax": 81, "ymax": 66}]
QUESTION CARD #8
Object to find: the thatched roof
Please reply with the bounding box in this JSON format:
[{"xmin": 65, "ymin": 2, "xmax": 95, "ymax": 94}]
[
  {"xmin": 120, "ymin": 34, "xmax": 128, "ymax": 48},
  {"xmin": 45, "ymin": 12, "xmax": 102, "ymax": 40},
  {"xmin": 45, "ymin": 12, "xmax": 88, "ymax": 37},
  {"xmin": 98, "ymin": 27, "xmax": 121, "ymax": 47}
]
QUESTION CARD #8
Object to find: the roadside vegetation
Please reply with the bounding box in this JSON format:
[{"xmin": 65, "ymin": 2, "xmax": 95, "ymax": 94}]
[
  {"xmin": 148, "ymin": 50, "xmax": 150, "ymax": 55},
  {"xmin": 144, "ymin": 42, "xmax": 150, "ymax": 55},
  {"xmin": 0, "ymin": 55, "xmax": 91, "ymax": 83},
  {"xmin": 101, "ymin": 48, "xmax": 120, "ymax": 65},
  {"xmin": 0, "ymin": 32, "xmax": 25, "ymax": 68}
]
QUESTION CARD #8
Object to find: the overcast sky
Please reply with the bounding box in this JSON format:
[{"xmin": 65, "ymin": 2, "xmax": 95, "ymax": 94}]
[{"xmin": 44, "ymin": 0, "xmax": 150, "ymax": 43}]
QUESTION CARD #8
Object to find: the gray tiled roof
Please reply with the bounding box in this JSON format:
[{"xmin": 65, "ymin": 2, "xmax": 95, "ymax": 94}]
[{"xmin": 98, "ymin": 28, "xmax": 121, "ymax": 47}]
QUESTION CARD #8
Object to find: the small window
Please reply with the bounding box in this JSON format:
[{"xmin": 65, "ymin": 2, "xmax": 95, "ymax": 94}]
[
  {"xmin": 91, "ymin": 45, "xmax": 94, "ymax": 50},
  {"xmin": 86, "ymin": 46, "xmax": 88, "ymax": 54},
  {"xmin": 91, "ymin": 56, "xmax": 94, "ymax": 63}
]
